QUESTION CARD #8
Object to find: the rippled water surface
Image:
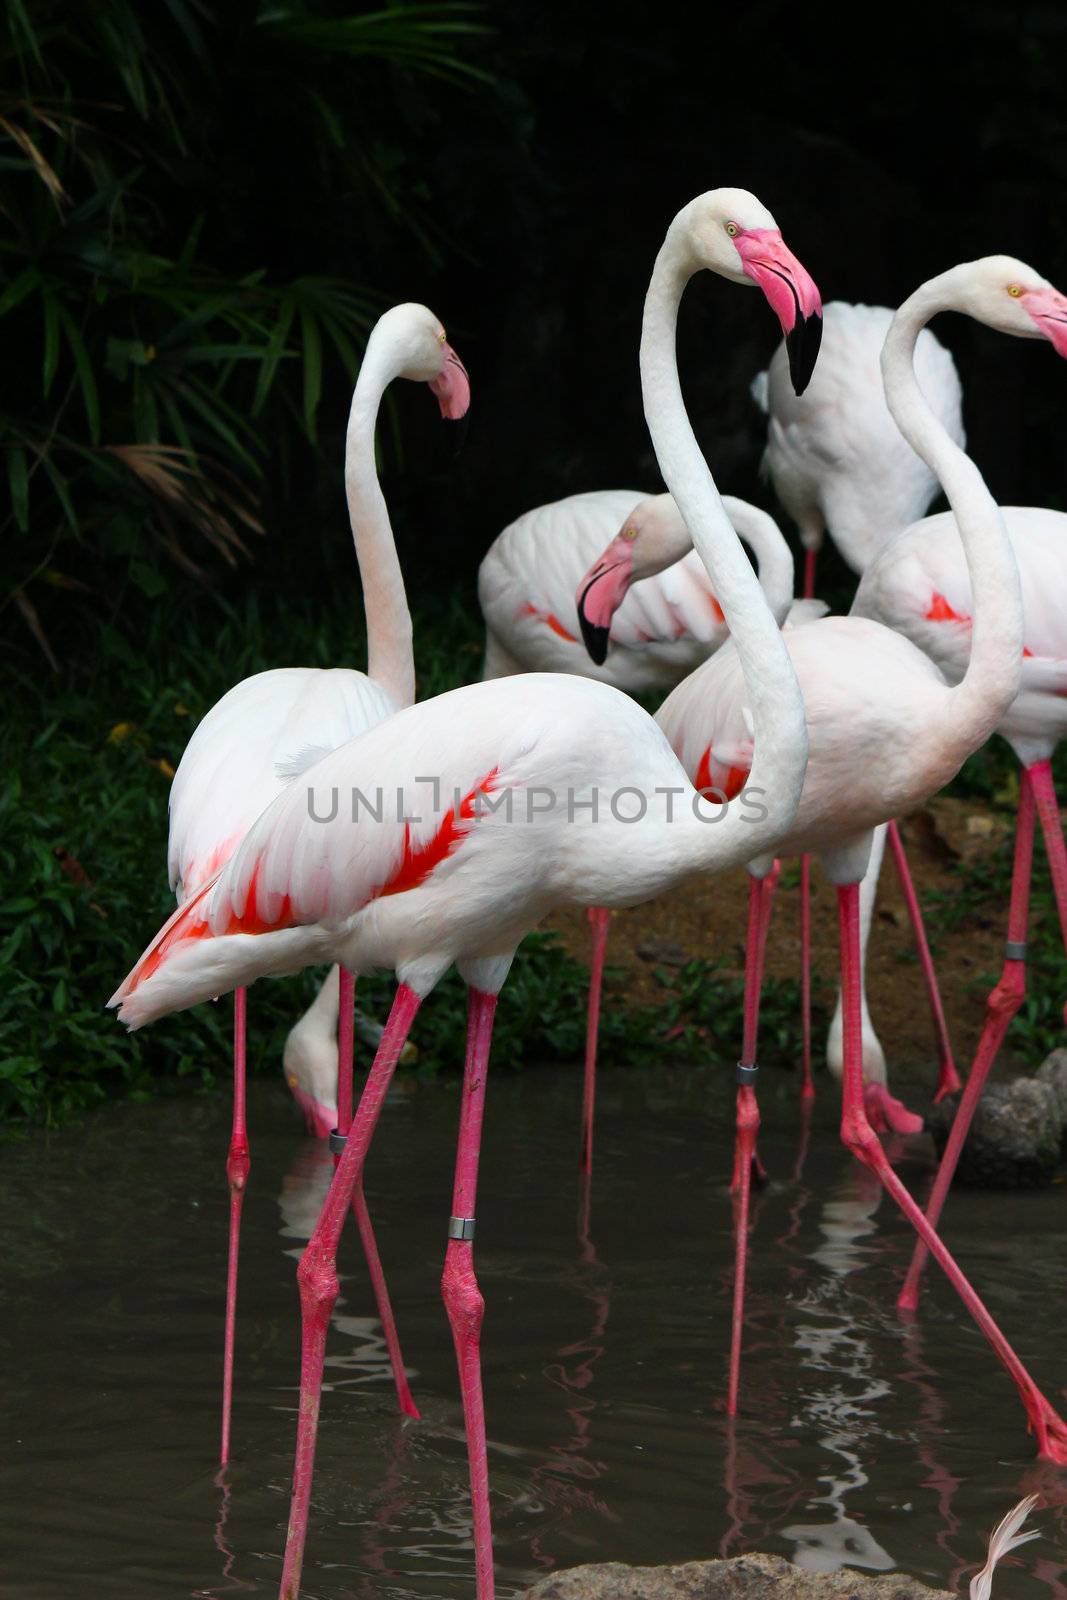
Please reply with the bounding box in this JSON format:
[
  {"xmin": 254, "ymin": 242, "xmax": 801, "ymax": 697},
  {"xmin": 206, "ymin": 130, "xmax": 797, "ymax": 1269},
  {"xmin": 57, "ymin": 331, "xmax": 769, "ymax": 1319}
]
[{"xmin": 4, "ymin": 1063, "xmax": 1066, "ymax": 1599}]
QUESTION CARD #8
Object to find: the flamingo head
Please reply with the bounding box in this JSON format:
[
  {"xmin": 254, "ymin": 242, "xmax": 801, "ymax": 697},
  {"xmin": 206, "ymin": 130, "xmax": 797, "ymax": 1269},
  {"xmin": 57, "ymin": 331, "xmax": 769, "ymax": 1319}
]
[
  {"xmin": 282, "ymin": 1016, "xmax": 337, "ymax": 1141},
  {"xmin": 575, "ymin": 494, "xmax": 689, "ymax": 665},
  {"xmin": 376, "ymin": 302, "xmax": 471, "ymax": 419},
  {"xmin": 676, "ymin": 188, "xmax": 823, "ymax": 395},
  {"xmin": 953, "ymin": 257, "xmax": 1067, "ymax": 359}
]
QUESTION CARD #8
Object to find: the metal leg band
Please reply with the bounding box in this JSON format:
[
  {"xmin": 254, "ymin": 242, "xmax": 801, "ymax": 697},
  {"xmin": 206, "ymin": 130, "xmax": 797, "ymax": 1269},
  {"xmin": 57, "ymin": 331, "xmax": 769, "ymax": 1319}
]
[
  {"xmin": 1005, "ymin": 940, "xmax": 1027, "ymax": 962},
  {"xmin": 329, "ymin": 1129, "xmax": 347, "ymax": 1155},
  {"xmin": 448, "ymin": 1215, "xmax": 476, "ymax": 1242},
  {"xmin": 736, "ymin": 1063, "xmax": 759, "ymax": 1086}
]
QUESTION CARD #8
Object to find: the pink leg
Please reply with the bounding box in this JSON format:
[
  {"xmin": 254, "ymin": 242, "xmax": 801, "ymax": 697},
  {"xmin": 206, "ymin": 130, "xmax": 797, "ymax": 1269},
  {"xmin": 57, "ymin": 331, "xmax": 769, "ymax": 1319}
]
[
  {"xmin": 278, "ymin": 984, "xmax": 422, "ymax": 1600},
  {"xmin": 835, "ymin": 881, "xmax": 1067, "ymax": 1463},
  {"xmin": 886, "ymin": 819, "xmax": 960, "ymax": 1100},
  {"xmin": 897, "ymin": 772, "xmax": 1035, "ymax": 1312},
  {"xmin": 727, "ymin": 867, "xmax": 776, "ymax": 1416},
  {"xmin": 334, "ymin": 967, "xmax": 419, "ymax": 1420},
  {"xmin": 220, "ymin": 987, "xmax": 250, "ymax": 1466},
  {"xmin": 1028, "ymin": 759, "xmax": 1067, "ymax": 1020},
  {"xmin": 802, "ymin": 546, "xmax": 817, "ymax": 601},
  {"xmin": 442, "ymin": 987, "xmax": 499, "ymax": 1600},
  {"xmin": 799, "ymin": 855, "xmax": 815, "ymax": 1100},
  {"xmin": 580, "ymin": 907, "xmax": 611, "ymax": 1175}
]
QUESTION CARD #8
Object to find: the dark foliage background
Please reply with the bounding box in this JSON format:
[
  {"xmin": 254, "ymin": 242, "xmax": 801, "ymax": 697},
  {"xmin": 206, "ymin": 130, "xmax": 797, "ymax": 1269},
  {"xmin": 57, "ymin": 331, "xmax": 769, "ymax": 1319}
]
[{"xmin": 3, "ymin": 0, "xmax": 1066, "ymax": 1120}]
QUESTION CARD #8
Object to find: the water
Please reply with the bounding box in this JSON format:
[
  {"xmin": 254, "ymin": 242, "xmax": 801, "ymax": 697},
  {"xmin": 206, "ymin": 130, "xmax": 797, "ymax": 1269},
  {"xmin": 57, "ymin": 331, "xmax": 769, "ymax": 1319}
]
[{"xmin": 3, "ymin": 1064, "xmax": 1065, "ymax": 1599}]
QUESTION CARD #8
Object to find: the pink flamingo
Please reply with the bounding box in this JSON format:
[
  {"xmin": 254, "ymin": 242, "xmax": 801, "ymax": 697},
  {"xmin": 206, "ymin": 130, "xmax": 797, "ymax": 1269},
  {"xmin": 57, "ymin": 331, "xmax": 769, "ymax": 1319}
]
[
  {"xmin": 754, "ymin": 301, "xmax": 966, "ymax": 1100},
  {"xmin": 166, "ymin": 302, "xmax": 469, "ymax": 1457},
  {"xmin": 110, "ymin": 185, "xmax": 823, "ymax": 1600},
  {"xmin": 576, "ymin": 252, "xmax": 1067, "ymax": 1447},
  {"xmin": 479, "ymin": 487, "xmax": 802, "ymax": 687},
  {"xmin": 479, "ymin": 486, "xmax": 824, "ymax": 1168},
  {"xmin": 851, "ymin": 503, "xmax": 1067, "ymax": 1310}
]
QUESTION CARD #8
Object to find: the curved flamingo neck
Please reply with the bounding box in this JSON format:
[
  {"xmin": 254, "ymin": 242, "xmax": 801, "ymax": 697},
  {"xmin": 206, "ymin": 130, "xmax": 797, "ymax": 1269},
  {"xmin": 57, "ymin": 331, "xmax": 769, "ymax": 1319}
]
[
  {"xmin": 881, "ymin": 274, "xmax": 1023, "ymax": 749},
  {"xmin": 345, "ymin": 342, "xmax": 416, "ymax": 710},
  {"xmin": 640, "ymin": 220, "xmax": 808, "ymax": 865},
  {"xmin": 720, "ymin": 496, "xmax": 795, "ymax": 626}
]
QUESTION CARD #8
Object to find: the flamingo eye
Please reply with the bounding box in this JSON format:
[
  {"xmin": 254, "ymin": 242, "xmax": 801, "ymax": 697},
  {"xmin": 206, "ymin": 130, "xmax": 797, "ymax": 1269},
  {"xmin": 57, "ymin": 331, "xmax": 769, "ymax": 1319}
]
[
  {"xmin": 438, "ymin": 330, "xmax": 447, "ymax": 343},
  {"xmin": 622, "ymin": 526, "xmax": 639, "ymax": 541},
  {"xmin": 725, "ymin": 222, "xmax": 739, "ymax": 238},
  {"xmin": 1007, "ymin": 285, "xmax": 1022, "ymax": 298}
]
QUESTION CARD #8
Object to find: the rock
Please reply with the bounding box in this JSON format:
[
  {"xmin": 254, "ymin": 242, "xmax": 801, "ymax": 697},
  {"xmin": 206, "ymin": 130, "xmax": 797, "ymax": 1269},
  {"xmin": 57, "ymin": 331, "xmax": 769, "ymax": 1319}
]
[
  {"xmin": 1036, "ymin": 1048, "xmax": 1067, "ymax": 1142},
  {"xmin": 519, "ymin": 1552, "xmax": 951, "ymax": 1600},
  {"xmin": 930, "ymin": 1076, "xmax": 1063, "ymax": 1189}
]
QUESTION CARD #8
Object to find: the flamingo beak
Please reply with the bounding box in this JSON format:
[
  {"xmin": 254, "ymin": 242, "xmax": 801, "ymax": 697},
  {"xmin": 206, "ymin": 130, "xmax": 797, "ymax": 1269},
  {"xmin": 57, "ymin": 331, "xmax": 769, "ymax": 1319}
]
[
  {"xmin": 429, "ymin": 343, "xmax": 471, "ymax": 420},
  {"xmin": 733, "ymin": 228, "xmax": 823, "ymax": 395},
  {"xmin": 1023, "ymin": 286, "xmax": 1067, "ymax": 359},
  {"xmin": 288, "ymin": 1081, "xmax": 336, "ymax": 1140},
  {"xmin": 575, "ymin": 536, "xmax": 635, "ymax": 665}
]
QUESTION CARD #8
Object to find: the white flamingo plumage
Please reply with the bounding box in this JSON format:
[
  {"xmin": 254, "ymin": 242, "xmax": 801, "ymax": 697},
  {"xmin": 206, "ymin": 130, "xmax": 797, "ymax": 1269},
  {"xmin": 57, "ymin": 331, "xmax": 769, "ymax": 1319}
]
[
  {"xmin": 111, "ymin": 185, "xmax": 824, "ymax": 1600},
  {"xmin": 575, "ymin": 252, "xmax": 1067, "ymax": 1457},
  {"xmin": 167, "ymin": 302, "xmax": 469, "ymax": 1458},
  {"xmin": 970, "ymin": 1495, "xmax": 1041, "ymax": 1600},
  {"xmin": 479, "ymin": 484, "xmax": 823, "ymax": 1170},
  {"xmin": 478, "ymin": 487, "xmax": 805, "ymax": 689},
  {"xmin": 850, "ymin": 504, "xmax": 1067, "ymax": 1311},
  {"xmin": 753, "ymin": 299, "xmax": 965, "ymax": 591},
  {"xmin": 753, "ymin": 299, "xmax": 968, "ymax": 1101}
]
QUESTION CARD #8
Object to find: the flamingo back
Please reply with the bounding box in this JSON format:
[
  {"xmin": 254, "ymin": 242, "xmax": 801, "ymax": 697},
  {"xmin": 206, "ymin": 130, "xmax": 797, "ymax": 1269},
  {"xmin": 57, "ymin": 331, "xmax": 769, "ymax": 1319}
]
[
  {"xmin": 478, "ymin": 489, "xmax": 731, "ymax": 691},
  {"xmin": 755, "ymin": 302, "xmax": 965, "ymax": 573}
]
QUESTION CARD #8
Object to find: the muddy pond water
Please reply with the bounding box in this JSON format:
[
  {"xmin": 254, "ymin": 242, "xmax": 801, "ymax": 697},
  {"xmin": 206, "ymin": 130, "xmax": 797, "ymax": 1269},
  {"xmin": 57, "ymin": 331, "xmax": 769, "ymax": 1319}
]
[{"xmin": 4, "ymin": 1062, "xmax": 1066, "ymax": 1599}]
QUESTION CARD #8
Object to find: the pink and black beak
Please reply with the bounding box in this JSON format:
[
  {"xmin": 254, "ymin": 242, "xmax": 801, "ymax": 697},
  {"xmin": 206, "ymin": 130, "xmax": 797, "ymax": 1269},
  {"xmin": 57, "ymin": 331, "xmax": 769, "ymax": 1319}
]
[
  {"xmin": 429, "ymin": 342, "xmax": 471, "ymax": 420},
  {"xmin": 733, "ymin": 228, "xmax": 823, "ymax": 395},
  {"xmin": 575, "ymin": 535, "xmax": 635, "ymax": 665},
  {"xmin": 1024, "ymin": 286, "xmax": 1067, "ymax": 359}
]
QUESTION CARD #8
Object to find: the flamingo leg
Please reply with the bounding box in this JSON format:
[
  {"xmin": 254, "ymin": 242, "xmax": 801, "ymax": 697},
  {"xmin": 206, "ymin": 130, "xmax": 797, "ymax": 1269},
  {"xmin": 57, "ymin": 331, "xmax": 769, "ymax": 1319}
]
[
  {"xmin": 836, "ymin": 880, "xmax": 1067, "ymax": 1463},
  {"xmin": 1028, "ymin": 759, "xmax": 1067, "ymax": 1011},
  {"xmin": 278, "ymin": 984, "xmax": 422, "ymax": 1600},
  {"xmin": 886, "ymin": 819, "xmax": 960, "ymax": 1100},
  {"xmin": 727, "ymin": 866, "xmax": 776, "ymax": 1416},
  {"xmin": 220, "ymin": 986, "xmax": 250, "ymax": 1467},
  {"xmin": 897, "ymin": 771, "xmax": 1035, "ymax": 1312},
  {"xmin": 442, "ymin": 987, "xmax": 499, "ymax": 1600},
  {"xmin": 580, "ymin": 907, "xmax": 612, "ymax": 1175},
  {"xmin": 802, "ymin": 546, "xmax": 817, "ymax": 601},
  {"xmin": 799, "ymin": 855, "xmax": 815, "ymax": 1100},
  {"xmin": 797, "ymin": 544, "xmax": 817, "ymax": 1094},
  {"xmin": 335, "ymin": 967, "xmax": 419, "ymax": 1420}
]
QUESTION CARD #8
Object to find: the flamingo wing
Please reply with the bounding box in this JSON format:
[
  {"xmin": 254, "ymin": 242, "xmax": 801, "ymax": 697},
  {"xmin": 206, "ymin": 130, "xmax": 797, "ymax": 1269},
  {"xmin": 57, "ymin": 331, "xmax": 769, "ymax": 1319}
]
[{"xmin": 168, "ymin": 667, "xmax": 395, "ymax": 898}]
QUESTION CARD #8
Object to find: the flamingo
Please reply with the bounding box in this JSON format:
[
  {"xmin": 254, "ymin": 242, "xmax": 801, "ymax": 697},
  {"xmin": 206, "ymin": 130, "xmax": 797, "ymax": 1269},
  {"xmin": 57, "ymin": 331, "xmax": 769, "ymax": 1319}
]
[
  {"xmin": 165, "ymin": 302, "xmax": 469, "ymax": 1457},
  {"xmin": 479, "ymin": 486, "xmax": 824, "ymax": 1168},
  {"xmin": 754, "ymin": 301, "xmax": 967, "ymax": 1100},
  {"xmin": 575, "ymin": 251, "xmax": 1067, "ymax": 1449},
  {"xmin": 110, "ymin": 184, "xmax": 824, "ymax": 1600},
  {"xmin": 753, "ymin": 300, "xmax": 965, "ymax": 595},
  {"xmin": 850, "ymin": 504, "xmax": 1067, "ymax": 1310},
  {"xmin": 478, "ymin": 488, "xmax": 800, "ymax": 688}
]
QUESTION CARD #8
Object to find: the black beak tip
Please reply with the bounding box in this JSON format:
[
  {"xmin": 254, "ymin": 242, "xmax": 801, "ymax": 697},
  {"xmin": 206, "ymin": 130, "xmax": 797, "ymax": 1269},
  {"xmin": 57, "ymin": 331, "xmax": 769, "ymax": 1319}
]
[
  {"xmin": 578, "ymin": 606, "xmax": 610, "ymax": 666},
  {"xmin": 443, "ymin": 410, "xmax": 470, "ymax": 458},
  {"xmin": 786, "ymin": 311, "xmax": 823, "ymax": 397}
]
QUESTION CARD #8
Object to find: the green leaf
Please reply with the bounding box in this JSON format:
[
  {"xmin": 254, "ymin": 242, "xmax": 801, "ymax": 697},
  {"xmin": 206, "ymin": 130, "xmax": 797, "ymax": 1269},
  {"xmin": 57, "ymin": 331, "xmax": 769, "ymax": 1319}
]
[
  {"xmin": 0, "ymin": 267, "xmax": 41, "ymax": 321},
  {"xmin": 58, "ymin": 311, "xmax": 101, "ymax": 444},
  {"xmin": 7, "ymin": 446, "xmax": 29, "ymax": 533},
  {"xmin": 253, "ymin": 296, "xmax": 296, "ymax": 416},
  {"xmin": 299, "ymin": 305, "xmax": 322, "ymax": 441},
  {"xmin": 42, "ymin": 291, "xmax": 60, "ymax": 397}
]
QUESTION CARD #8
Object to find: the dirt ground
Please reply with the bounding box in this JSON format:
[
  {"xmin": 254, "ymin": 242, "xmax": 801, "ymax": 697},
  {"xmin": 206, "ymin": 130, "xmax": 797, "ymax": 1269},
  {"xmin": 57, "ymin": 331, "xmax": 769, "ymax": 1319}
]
[{"xmin": 540, "ymin": 795, "xmax": 1053, "ymax": 1099}]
